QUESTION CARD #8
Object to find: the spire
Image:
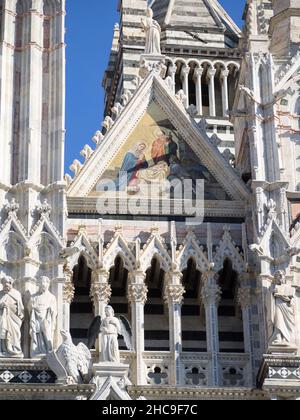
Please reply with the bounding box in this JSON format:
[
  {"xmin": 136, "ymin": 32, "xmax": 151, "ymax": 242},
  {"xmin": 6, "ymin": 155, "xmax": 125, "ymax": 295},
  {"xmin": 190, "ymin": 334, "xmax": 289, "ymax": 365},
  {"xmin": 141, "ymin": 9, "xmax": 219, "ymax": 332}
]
[{"xmin": 151, "ymin": 0, "xmax": 241, "ymax": 47}]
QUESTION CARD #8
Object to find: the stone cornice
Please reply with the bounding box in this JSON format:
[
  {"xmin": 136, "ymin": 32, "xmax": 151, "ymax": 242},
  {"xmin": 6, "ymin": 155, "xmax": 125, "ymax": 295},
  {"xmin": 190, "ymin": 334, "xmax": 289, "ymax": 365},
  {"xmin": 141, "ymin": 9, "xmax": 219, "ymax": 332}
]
[
  {"xmin": 67, "ymin": 197, "xmax": 246, "ymax": 218},
  {"xmin": 128, "ymin": 385, "xmax": 267, "ymax": 400}
]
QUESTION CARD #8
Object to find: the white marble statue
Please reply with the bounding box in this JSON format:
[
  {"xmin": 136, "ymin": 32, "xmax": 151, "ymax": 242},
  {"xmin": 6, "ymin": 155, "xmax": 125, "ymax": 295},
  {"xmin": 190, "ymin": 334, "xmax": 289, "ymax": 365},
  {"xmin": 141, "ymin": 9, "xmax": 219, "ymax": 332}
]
[
  {"xmin": 100, "ymin": 306, "xmax": 122, "ymax": 363},
  {"xmin": 28, "ymin": 276, "xmax": 57, "ymax": 357},
  {"xmin": 141, "ymin": 7, "xmax": 161, "ymax": 55},
  {"xmin": 268, "ymin": 271, "xmax": 296, "ymax": 346},
  {"xmin": 47, "ymin": 330, "xmax": 92, "ymax": 384},
  {"xmin": 0, "ymin": 276, "xmax": 24, "ymax": 358},
  {"xmin": 87, "ymin": 306, "xmax": 132, "ymax": 363}
]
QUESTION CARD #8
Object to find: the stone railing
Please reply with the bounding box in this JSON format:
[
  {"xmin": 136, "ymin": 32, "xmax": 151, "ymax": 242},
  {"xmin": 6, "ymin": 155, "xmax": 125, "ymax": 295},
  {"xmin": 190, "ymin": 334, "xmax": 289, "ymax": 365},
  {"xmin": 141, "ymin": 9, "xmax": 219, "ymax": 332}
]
[
  {"xmin": 119, "ymin": 350, "xmax": 252, "ymax": 387},
  {"xmin": 218, "ymin": 353, "xmax": 252, "ymax": 387},
  {"xmin": 143, "ymin": 351, "xmax": 172, "ymax": 386},
  {"xmin": 181, "ymin": 352, "xmax": 211, "ymax": 387}
]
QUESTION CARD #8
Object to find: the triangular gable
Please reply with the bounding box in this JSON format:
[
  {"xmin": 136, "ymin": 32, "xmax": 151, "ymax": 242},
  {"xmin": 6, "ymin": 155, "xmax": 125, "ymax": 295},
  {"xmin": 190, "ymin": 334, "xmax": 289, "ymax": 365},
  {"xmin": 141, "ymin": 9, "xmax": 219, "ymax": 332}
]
[
  {"xmin": 29, "ymin": 215, "xmax": 65, "ymax": 249},
  {"xmin": 152, "ymin": 0, "xmax": 240, "ymax": 37},
  {"xmin": 67, "ymin": 72, "xmax": 249, "ymax": 202},
  {"xmin": 0, "ymin": 214, "xmax": 28, "ymax": 244}
]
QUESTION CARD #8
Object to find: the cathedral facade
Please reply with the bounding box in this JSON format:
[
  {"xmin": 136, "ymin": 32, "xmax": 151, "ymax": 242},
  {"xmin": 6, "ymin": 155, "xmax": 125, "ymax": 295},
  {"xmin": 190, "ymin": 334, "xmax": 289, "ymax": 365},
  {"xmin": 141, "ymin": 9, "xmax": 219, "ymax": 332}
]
[{"xmin": 0, "ymin": 0, "xmax": 300, "ymax": 400}]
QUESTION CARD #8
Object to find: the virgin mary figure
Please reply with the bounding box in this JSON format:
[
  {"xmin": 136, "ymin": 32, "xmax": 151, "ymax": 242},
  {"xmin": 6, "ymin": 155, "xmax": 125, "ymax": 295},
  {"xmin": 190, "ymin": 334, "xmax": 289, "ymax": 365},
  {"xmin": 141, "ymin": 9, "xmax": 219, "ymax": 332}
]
[
  {"xmin": 116, "ymin": 143, "xmax": 148, "ymax": 191},
  {"xmin": 141, "ymin": 7, "xmax": 161, "ymax": 55}
]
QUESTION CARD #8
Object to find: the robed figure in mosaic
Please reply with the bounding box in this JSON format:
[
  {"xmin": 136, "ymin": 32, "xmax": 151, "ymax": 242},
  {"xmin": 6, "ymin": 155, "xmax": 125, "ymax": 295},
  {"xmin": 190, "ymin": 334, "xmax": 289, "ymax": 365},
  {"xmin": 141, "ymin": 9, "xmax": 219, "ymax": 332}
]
[{"xmin": 0, "ymin": 276, "xmax": 24, "ymax": 358}]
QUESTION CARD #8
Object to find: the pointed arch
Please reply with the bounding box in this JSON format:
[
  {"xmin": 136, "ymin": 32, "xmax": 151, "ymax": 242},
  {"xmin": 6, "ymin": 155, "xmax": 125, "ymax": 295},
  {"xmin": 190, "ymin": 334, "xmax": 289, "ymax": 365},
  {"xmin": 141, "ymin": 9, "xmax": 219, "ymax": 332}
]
[
  {"xmin": 214, "ymin": 227, "xmax": 245, "ymax": 273},
  {"xmin": 103, "ymin": 232, "xmax": 135, "ymax": 272}
]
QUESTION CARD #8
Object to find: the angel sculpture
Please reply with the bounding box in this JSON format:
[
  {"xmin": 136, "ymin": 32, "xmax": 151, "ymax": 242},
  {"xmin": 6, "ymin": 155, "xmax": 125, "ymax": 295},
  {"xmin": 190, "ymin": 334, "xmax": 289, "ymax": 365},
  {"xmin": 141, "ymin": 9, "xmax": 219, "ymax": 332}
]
[
  {"xmin": 87, "ymin": 306, "xmax": 132, "ymax": 364},
  {"xmin": 47, "ymin": 330, "xmax": 93, "ymax": 385}
]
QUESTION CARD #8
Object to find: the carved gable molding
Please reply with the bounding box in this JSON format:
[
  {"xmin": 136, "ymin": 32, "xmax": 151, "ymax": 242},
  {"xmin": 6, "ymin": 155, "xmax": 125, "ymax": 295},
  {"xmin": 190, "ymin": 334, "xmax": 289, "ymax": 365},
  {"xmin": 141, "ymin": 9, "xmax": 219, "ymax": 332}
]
[{"xmin": 214, "ymin": 226, "xmax": 245, "ymax": 273}]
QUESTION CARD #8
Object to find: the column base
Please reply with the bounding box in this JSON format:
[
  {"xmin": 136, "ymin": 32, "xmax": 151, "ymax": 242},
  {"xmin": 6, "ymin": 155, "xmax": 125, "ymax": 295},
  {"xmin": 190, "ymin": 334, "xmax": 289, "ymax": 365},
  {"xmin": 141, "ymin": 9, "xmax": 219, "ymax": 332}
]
[
  {"xmin": 267, "ymin": 344, "xmax": 298, "ymax": 356},
  {"xmin": 257, "ymin": 354, "xmax": 300, "ymax": 399}
]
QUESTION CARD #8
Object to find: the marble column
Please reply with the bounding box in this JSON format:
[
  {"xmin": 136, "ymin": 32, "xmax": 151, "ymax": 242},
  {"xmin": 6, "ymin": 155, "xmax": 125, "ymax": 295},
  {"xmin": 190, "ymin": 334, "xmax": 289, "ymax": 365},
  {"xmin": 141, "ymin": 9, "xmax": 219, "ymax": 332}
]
[
  {"xmin": 221, "ymin": 69, "xmax": 229, "ymax": 117},
  {"xmin": 201, "ymin": 271, "xmax": 221, "ymax": 386},
  {"xmin": 62, "ymin": 264, "xmax": 75, "ymax": 332},
  {"xmin": 194, "ymin": 67, "xmax": 204, "ymax": 116},
  {"xmin": 127, "ymin": 272, "xmax": 148, "ymax": 386},
  {"xmin": 207, "ymin": 68, "xmax": 216, "ymax": 117},
  {"xmin": 164, "ymin": 274, "xmax": 185, "ymax": 386},
  {"xmin": 168, "ymin": 65, "xmax": 177, "ymax": 95},
  {"xmin": 237, "ymin": 286, "xmax": 253, "ymax": 354},
  {"xmin": 51, "ymin": 277, "xmax": 65, "ymax": 349},
  {"xmin": 181, "ymin": 65, "xmax": 190, "ymax": 108}
]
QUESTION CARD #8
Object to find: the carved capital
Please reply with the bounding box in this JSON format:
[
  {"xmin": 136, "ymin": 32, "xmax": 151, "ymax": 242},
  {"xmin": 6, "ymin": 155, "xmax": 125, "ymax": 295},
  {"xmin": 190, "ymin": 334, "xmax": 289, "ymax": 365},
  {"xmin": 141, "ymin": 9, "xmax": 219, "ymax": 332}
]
[
  {"xmin": 237, "ymin": 287, "xmax": 252, "ymax": 309},
  {"xmin": 128, "ymin": 283, "xmax": 148, "ymax": 305},
  {"xmin": 201, "ymin": 283, "xmax": 222, "ymax": 307},
  {"xmin": 90, "ymin": 282, "xmax": 112, "ymax": 305},
  {"xmin": 164, "ymin": 284, "xmax": 185, "ymax": 305},
  {"xmin": 194, "ymin": 67, "xmax": 204, "ymax": 79}
]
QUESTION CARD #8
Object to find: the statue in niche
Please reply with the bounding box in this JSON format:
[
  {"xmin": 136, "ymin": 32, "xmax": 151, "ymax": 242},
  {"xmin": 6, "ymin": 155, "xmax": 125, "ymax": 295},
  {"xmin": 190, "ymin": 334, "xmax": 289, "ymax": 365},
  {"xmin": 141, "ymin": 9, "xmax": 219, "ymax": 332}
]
[
  {"xmin": 268, "ymin": 271, "xmax": 296, "ymax": 347},
  {"xmin": 0, "ymin": 276, "xmax": 24, "ymax": 358},
  {"xmin": 87, "ymin": 305, "xmax": 132, "ymax": 363},
  {"xmin": 141, "ymin": 7, "xmax": 161, "ymax": 55},
  {"xmin": 28, "ymin": 276, "xmax": 57, "ymax": 357}
]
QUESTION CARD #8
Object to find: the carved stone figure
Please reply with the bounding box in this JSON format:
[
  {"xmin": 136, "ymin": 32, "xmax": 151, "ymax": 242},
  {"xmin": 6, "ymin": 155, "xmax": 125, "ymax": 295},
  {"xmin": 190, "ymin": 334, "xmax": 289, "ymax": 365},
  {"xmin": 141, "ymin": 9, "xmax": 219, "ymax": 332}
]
[
  {"xmin": 87, "ymin": 306, "xmax": 132, "ymax": 363},
  {"xmin": 0, "ymin": 276, "xmax": 24, "ymax": 358},
  {"xmin": 141, "ymin": 7, "xmax": 161, "ymax": 55},
  {"xmin": 268, "ymin": 271, "xmax": 296, "ymax": 347},
  {"xmin": 28, "ymin": 276, "xmax": 57, "ymax": 357},
  {"xmin": 47, "ymin": 330, "xmax": 92, "ymax": 384}
]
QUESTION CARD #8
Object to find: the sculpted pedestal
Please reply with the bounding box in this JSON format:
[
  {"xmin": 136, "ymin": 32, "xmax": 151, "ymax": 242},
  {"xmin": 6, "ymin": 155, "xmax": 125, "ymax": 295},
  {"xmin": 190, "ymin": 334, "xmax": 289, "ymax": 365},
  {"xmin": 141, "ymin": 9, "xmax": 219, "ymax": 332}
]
[
  {"xmin": 91, "ymin": 362, "xmax": 132, "ymax": 401},
  {"xmin": 139, "ymin": 54, "xmax": 166, "ymax": 79}
]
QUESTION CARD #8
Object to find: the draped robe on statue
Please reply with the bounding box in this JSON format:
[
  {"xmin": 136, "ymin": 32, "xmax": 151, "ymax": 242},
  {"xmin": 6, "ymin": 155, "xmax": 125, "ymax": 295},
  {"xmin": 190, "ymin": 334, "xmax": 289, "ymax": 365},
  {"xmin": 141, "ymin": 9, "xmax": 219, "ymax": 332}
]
[
  {"xmin": 0, "ymin": 289, "xmax": 24, "ymax": 357},
  {"xmin": 100, "ymin": 316, "xmax": 122, "ymax": 363}
]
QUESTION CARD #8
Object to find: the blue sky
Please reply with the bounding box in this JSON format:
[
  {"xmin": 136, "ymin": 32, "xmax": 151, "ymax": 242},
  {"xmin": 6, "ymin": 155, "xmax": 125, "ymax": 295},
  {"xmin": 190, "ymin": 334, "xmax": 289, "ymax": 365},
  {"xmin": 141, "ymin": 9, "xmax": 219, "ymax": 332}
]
[{"xmin": 65, "ymin": 0, "xmax": 245, "ymax": 174}]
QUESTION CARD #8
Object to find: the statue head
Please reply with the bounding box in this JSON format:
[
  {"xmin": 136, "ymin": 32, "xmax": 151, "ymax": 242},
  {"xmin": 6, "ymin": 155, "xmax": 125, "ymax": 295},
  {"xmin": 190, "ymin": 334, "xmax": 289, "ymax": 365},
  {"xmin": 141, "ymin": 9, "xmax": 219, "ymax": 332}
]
[
  {"xmin": 1, "ymin": 276, "xmax": 14, "ymax": 293},
  {"xmin": 38, "ymin": 276, "xmax": 50, "ymax": 293},
  {"xmin": 146, "ymin": 7, "xmax": 153, "ymax": 19},
  {"xmin": 274, "ymin": 270, "xmax": 285, "ymax": 285},
  {"xmin": 105, "ymin": 305, "xmax": 115, "ymax": 318}
]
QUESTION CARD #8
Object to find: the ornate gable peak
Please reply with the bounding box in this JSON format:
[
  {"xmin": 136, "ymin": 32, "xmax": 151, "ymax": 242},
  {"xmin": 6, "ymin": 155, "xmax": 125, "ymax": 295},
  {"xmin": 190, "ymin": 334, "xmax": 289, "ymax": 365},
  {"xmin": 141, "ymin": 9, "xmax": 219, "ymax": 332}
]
[
  {"xmin": 141, "ymin": 227, "xmax": 171, "ymax": 272},
  {"xmin": 67, "ymin": 71, "xmax": 249, "ymax": 202},
  {"xmin": 214, "ymin": 225, "xmax": 245, "ymax": 273},
  {"xmin": 0, "ymin": 212, "xmax": 28, "ymax": 243},
  {"xmin": 103, "ymin": 228, "xmax": 135, "ymax": 272},
  {"xmin": 177, "ymin": 229, "xmax": 209, "ymax": 272},
  {"xmin": 28, "ymin": 214, "xmax": 65, "ymax": 249},
  {"xmin": 63, "ymin": 228, "xmax": 99, "ymax": 270}
]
